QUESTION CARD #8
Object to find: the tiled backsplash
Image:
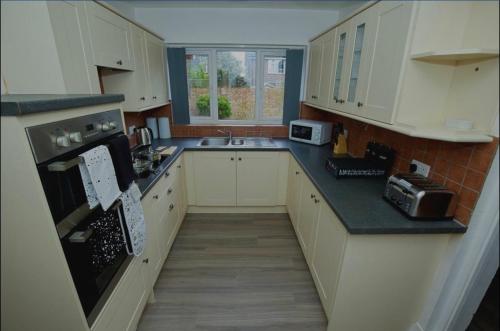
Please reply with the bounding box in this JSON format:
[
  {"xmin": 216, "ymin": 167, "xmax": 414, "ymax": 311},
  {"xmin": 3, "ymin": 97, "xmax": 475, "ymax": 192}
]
[{"xmin": 301, "ymin": 103, "xmax": 499, "ymax": 225}]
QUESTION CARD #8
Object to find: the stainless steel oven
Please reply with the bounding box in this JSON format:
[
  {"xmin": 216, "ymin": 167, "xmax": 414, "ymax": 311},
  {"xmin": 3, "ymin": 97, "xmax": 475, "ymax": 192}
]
[{"xmin": 25, "ymin": 109, "xmax": 131, "ymax": 325}]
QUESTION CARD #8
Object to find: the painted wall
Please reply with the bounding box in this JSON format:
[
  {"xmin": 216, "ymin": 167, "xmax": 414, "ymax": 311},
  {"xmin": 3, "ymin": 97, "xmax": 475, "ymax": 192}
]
[{"xmin": 133, "ymin": 7, "xmax": 340, "ymax": 45}]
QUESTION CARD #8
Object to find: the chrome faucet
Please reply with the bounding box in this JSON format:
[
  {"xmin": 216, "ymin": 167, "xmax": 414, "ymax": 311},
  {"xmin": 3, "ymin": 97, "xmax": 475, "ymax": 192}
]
[{"xmin": 217, "ymin": 129, "xmax": 232, "ymax": 141}]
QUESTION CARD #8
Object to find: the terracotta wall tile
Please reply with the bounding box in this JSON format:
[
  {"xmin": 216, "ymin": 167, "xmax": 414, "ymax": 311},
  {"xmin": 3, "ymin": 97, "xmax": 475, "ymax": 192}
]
[{"xmin": 300, "ymin": 102, "xmax": 498, "ymax": 226}]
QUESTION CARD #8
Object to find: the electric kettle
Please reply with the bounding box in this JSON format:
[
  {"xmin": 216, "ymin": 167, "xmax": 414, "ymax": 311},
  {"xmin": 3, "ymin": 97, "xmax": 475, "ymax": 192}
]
[{"xmin": 134, "ymin": 127, "xmax": 153, "ymax": 146}]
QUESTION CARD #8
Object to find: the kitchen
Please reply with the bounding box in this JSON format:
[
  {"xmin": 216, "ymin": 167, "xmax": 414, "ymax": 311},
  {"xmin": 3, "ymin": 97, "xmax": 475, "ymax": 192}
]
[{"xmin": 1, "ymin": 1, "xmax": 499, "ymax": 331}]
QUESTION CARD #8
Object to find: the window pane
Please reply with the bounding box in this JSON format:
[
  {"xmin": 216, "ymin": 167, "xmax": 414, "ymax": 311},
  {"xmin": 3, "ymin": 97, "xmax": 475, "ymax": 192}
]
[
  {"xmin": 217, "ymin": 51, "xmax": 256, "ymax": 120},
  {"xmin": 263, "ymin": 56, "xmax": 286, "ymax": 120},
  {"xmin": 186, "ymin": 53, "xmax": 210, "ymax": 117}
]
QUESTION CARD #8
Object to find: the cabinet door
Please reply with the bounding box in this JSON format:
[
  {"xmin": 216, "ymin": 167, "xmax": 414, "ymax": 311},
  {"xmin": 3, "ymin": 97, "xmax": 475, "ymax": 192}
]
[
  {"xmin": 141, "ymin": 189, "xmax": 163, "ymax": 287},
  {"xmin": 343, "ymin": 8, "xmax": 377, "ymax": 114},
  {"xmin": 306, "ymin": 38, "xmax": 323, "ymax": 104},
  {"xmin": 130, "ymin": 25, "xmax": 151, "ymax": 110},
  {"xmin": 328, "ymin": 21, "xmax": 351, "ymax": 111},
  {"xmin": 358, "ymin": 1, "xmax": 413, "ymax": 124},
  {"xmin": 286, "ymin": 157, "xmax": 303, "ymax": 228},
  {"xmin": 236, "ymin": 152, "xmax": 281, "ymax": 206},
  {"xmin": 317, "ymin": 30, "xmax": 336, "ymax": 108},
  {"xmin": 146, "ymin": 34, "xmax": 167, "ymax": 106},
  {"xmin": 296, "ymin": 176, "xmax": 320, "ymax": 260},
  {"xmin": 86, "ymin": 2, "xmax": 133, "ymax": 70},
  {"xmin": 310, "ymin": 204, "xmax": 347, "ymax": 319},
  {"xmin": 193, "ymin": 152, "xmax": 237, "ymax": 206}
]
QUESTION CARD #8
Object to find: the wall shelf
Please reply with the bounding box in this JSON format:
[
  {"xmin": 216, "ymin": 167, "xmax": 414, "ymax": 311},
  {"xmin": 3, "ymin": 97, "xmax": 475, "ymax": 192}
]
[
  {"xmin": 303, "ymin": 102, "xmax": 494, "ymax": 143},
  {"xmin": 411, "ymin": 49, "xmax": 499, "ymax": 65}
]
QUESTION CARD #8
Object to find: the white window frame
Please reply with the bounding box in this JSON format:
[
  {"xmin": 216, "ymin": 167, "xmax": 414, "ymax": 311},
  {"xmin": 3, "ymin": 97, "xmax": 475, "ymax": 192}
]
[{"xmin": 187, "ymin": 47, "xmax": 286, "ymax": 125}]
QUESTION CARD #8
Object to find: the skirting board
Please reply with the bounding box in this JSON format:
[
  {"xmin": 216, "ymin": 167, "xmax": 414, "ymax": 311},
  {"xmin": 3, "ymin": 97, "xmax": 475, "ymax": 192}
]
[{"xmin": 187, "ymin": 205, "xmax": 288, "ymax": 213}]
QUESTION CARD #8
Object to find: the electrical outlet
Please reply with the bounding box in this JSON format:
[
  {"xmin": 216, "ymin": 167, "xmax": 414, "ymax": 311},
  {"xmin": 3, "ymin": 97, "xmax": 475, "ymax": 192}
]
[{"xmin": 411, "ymin": 159, "xmax": 430, "ymax": 177}]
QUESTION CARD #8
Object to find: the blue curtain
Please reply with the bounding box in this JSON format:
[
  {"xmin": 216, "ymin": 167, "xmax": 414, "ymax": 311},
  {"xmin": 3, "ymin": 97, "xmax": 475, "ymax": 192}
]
[
  {"xmin": 166, "ymin": 47, "xmax": 190, "ymax": 124},
  {"xmin": 282, "ymin": 49, "xmax": 304, "ymax": 125}
]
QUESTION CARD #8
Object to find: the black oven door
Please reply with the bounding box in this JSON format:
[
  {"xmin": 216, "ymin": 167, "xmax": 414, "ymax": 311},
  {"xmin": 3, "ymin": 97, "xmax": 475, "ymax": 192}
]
[{"xmin": 291, "ymin": 124, "xmax": 313, "ymax": 141}]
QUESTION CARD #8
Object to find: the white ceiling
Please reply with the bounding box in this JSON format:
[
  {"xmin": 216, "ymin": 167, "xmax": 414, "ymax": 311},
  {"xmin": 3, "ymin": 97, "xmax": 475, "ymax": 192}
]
[{"xmin": 111, "ymin": 0, "xmax": 359, "ymax": 11}]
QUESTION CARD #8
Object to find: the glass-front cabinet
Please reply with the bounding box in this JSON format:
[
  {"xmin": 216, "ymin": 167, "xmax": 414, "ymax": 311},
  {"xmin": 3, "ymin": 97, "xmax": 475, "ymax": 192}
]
[{"xmin": 328, "ymin": 21, "xmax": 351, "ymax": 111}]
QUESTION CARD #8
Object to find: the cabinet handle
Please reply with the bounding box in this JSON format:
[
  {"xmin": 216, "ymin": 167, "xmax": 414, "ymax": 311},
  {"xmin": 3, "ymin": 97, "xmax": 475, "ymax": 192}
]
[
  {"xmin": 116, "ymin": 60, "xmax": 123, "ymax": 65},
  {"xmin": 153, "ymin": 194, "xmax": 159, "ymax": 200},
  {"xmin": 339, "ymin": 99, "xmax": 345, "ymax": 104},
  {"xmin": 310, "ymin": 194, "xmax": 316, "ymax": 199},
  {"xmin": 177, "ymin": 165, "xmax": 181, "ymax": 169},
  {"xmin": 140, "ymin": 96, "xmax": 145, "ymax": 101},
  {"xmin": 314, "ymin": 199, "xmax": 320, "ymax": 204},
  {"xmin": 167, "ymin": 188, "xmax": 173, "ymax": 195},
  {"xmin": 153, "ymin": 96, "xmax": 157, "ymax": 100},
  {"xmin": 357, "ymin": 102, "xmax": 363, "ymax": 107},
  {"xmin": 230, "ymin": 157, "xmax": 234, "ymax": 161},
  {"xmin": 165, "ymin": 172, "xmax": 170, "ymax": 177},
  {"xmin": 142, "ymin": 258, "xmax": 149, "ymax": 264},
  {"xmin": 311, "ymin": 95, "xmax": 317, "ymax": 99},
  {"xmin": 295, "ymin": 171, "xmax": 300, "ymax": 175},
  {"xmin": 169, "ymin": 203, "xmax": 174, "ymax": 211},
  {"xmin": 238, "ymin": 157, "xmax": 242, "ymax": 161}
]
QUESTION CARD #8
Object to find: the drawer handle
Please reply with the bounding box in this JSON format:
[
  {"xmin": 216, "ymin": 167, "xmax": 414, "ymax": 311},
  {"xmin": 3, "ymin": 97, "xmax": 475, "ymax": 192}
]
[
  {"xmin": 153, "ymin": 96, "xmax": 157, "ymax": 99},
  {"xmin": 167, "ymin": 188, "xmax": 173, "ymax": 195},
  {"xmin": 169, "ymin": 203, "xmax": 174, "ymax": 211},
  {"xmin": 357, "ymin": 102, "xmax": 363, "ymax": 107},
  {"xmin": 140, "ymin": 96, "xmax": 145, "ymax": 101},
  {"xmin": 165, "ymin": 172, "xmax": 170, "ymax": 177},
  {"xmin": 142, "ymin": 258, "xmax": 149, "ymax": 264},
  {"xmin": 153, "ymin": 194, "xmax": 159, "ymax": 200},
  {"xmin": 295, "ymin": 171, "xmax": 300, "ymax": 175},
  {"xmin": 230, "ymin": 157, "xmax": 234, "ymax": 161},
  {"xmin": 310, "ymin": 194, "xmax": 316, "ymax": 199},
  {"xmin": 238, "ymin": 157, "xmax": 242, "ymax": 161},
  {"xmin": 116, "ymin": 60, "xmax": 123, "ymax": 65}
]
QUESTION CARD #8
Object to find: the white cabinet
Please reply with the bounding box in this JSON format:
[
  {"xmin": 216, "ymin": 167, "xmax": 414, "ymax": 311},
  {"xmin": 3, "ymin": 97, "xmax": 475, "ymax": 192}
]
[
  {"xmin": 296, "ymin": 175, "xmax": 321, "ymax": 260},
  {"xmin": 141, "ymin": 184, "xmax": 163, "ymax": 287},
  {"xmin": 0, "ymin": 1, "xmax": 99, "ymax": 94},
  {"xmin": 188, "ymin": 152, "xmax": 288, "ymax": 207},
  {"xmin": 306, "ymin": 31, "xmax": 336, "ymax": 108},
  {"xmin": 310, "ymin": 204, "xmax": 347, "ymax": 318},
  {"xmin": 91, "ymin": 258, "xmax": 148, "ymax": 331},
  {"xmin": 86, "ymin": 1, "xmax": 133, "ymax": 70},
  {"xmin": 306, "ymin": 38, "xmax": 323, "ymax": 104},
  {"xmin": 193, "ymin": 152, "xmax": 237, "ymax": 206},
  {"xmin": 145, "ymin": 33, "xmax": 168, "ymax": 106},
  {"xmin": 347, "ymin": 1, "xmax": 413, "ymax": 123},
  {"xmin": 286, "ymin": 157, "xmax": 303, "ymax": 228},
  {"xmin": 236, "ymin": 152, "xmax": 281, "ymax": 206}
]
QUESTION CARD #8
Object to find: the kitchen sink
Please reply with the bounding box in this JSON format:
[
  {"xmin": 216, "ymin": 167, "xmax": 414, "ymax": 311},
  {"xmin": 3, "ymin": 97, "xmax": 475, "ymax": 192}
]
[
  {"xmin": 197, "ymin": 137, "xmax": 276, "ymax": 148},
  {"xmin": 198, "ymin": 137, "xmax": 230, "ymax": 146}
]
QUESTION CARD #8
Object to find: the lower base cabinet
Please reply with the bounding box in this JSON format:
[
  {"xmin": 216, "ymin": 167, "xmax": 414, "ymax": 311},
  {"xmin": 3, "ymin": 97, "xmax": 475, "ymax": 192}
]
[
  {"xmin": 286, "ymin": 154, "xmax": 453, "ymax": 331},
  {"xmin": 92, "ymin": 155, "xmax": 187, "ymax": 331}
]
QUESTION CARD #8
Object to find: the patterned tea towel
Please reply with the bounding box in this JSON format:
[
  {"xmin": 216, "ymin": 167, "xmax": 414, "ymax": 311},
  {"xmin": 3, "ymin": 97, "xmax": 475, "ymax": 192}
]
[
  {"xmin": 78, "ymin": 145, "xmax": 121, "ymax": 210},
  {"xmin": 117, "ymin": 182, "xmax": 145, "ymax": 256}
]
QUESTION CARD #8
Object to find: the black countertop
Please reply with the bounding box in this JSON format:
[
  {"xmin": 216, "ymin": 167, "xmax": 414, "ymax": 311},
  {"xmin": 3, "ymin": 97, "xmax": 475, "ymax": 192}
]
[
  {"xmin": 135, "ymin": 138, "xmax": 467, "ymax": 235},
  {"xmin": 1, "ymin": 94, "xmax": 125, "ymax": 116}
]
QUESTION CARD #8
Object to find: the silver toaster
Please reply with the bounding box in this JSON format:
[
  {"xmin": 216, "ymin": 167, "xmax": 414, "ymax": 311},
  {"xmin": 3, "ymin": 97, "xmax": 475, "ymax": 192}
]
[{"xmin": 384, "ymin": 173, "xmax": 457, "ymax": 218}]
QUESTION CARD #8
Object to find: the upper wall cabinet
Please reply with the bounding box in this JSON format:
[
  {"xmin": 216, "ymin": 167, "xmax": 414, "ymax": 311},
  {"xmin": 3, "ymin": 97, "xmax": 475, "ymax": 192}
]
[
  {"xmin": 145, "ymin": 33, "xmax": 168, "ymax": 106},
  {"xmin": 1, "ymin": 1, "xmax": 100, "ymax": 94},
  {"xmin": 307, "ymin": 1, "xmax": 499, "ymax": 142},
  {"xmin": 85, "ymin": 1, "xmax": 134, "ymax": 70}
]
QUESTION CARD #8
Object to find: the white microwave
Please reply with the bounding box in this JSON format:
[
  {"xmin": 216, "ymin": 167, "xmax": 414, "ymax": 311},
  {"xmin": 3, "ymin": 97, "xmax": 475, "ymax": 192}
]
[{"xmin": 289, "ymin": 119, "xmax": 333, "ymax": 145}]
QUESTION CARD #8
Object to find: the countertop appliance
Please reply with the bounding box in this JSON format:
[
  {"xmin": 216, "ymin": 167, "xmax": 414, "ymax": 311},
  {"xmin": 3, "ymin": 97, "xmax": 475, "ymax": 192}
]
[
  {"xmin": 384, "ymin": 173, "xmax": 457, "ymax": 218},
  {"xmin": 326, "ymin": 141, "xmax": 395, "ymax": 178},
  {"xmin": 289, "ymin": 119, "xmax": 333, "ymax": 145},
  {"xmin": 135, "ymin": 126, "xmax": 153, "ymax": 146},
  {"xmin": 26, "ymin": 109, "xmax": 130, "ymax": 325}
]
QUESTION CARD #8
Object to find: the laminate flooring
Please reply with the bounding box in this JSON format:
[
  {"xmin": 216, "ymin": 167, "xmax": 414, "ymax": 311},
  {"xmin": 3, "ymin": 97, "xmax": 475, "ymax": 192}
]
[{"xmin": 137, "ymin": 213, "xmax": 327, "ymax": 331}]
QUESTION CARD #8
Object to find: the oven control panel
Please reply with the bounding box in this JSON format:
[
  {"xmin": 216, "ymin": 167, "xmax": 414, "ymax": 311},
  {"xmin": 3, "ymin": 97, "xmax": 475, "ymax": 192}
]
[{"xmin": 26, "ymin": 109, "xmax": 124, "ymax": 164}]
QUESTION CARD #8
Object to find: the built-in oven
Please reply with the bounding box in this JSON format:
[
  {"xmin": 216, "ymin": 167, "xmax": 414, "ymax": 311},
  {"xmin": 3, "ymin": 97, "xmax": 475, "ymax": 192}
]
[{"xmin": 25, "ymin": 109, "xmax": 131, "ymax": 325}]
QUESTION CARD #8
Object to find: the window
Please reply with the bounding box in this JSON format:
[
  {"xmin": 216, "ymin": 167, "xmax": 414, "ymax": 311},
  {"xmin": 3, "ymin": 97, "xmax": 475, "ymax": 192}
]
[{"xmin": 186, "ymin": 48, "xmax": 286, "ymax": 124}]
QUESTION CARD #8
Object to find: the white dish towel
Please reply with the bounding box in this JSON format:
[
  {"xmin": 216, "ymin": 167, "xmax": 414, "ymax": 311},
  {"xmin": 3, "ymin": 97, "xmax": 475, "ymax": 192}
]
[
  {"xmin": 117, "ymin": 182, "xmax": 145, "ymax": 256},
  {"xmin": 78, "ymin": 145, "xmax": 121, "ymax": 211}
]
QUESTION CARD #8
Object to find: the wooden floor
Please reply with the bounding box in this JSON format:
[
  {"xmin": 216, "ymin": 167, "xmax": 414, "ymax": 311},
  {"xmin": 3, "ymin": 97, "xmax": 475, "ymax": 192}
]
[{"xmin": 137, "ymin": 213, "xmax": 327, "ymax": 331}]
